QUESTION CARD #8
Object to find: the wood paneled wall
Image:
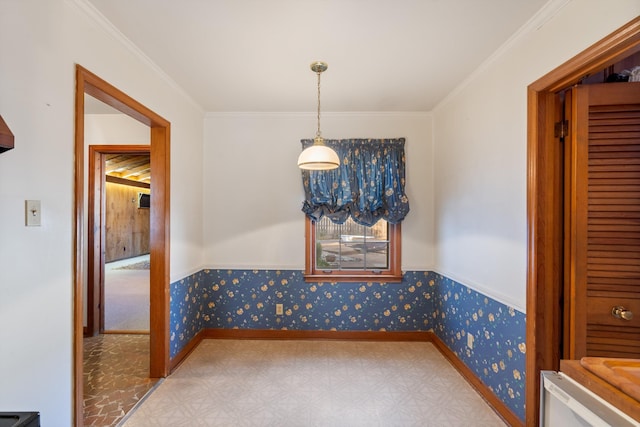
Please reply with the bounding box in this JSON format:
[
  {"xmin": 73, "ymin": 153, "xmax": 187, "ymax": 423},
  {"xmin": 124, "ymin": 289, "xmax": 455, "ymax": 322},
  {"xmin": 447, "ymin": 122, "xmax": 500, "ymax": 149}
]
[{"xmin": 105, "ymin": 181, "xmax": 150, "ymax": 262}]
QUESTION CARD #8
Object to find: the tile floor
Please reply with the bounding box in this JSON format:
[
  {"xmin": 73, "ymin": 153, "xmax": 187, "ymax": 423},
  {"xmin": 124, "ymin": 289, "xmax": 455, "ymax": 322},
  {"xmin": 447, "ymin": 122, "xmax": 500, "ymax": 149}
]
[
  {"xmin": 83, "ymin": 334, "xmax": 158, "ymax": 426},
  {"xmin": 121, "ymin": 339, "xmax": 507, "ymax": 426}
]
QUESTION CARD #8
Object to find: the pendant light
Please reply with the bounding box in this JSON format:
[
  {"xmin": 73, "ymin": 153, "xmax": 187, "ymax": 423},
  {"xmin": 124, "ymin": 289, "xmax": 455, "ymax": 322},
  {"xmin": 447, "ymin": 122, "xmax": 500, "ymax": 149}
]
[{"xmin": 297, "ymin": 61, "xmax": 340, "ymax": 170}]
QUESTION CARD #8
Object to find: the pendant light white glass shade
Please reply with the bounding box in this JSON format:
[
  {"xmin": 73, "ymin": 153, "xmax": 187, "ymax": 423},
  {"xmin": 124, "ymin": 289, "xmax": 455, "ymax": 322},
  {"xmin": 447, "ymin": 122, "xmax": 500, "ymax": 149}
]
[
  {"xmin": 298, "ymin": 61, "xmax": 340, "ymax": 171},
  {"xmin": 298, "ymin": 137, "xmax": 340, "ymax": 170}
]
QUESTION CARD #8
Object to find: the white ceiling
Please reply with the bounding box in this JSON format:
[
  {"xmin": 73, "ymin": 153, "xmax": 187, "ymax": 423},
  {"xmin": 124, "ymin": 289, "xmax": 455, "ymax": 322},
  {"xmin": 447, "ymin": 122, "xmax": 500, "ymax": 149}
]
[{"xmin": 85, "ymin": 0, "xmax": 549, "ymax": 113}]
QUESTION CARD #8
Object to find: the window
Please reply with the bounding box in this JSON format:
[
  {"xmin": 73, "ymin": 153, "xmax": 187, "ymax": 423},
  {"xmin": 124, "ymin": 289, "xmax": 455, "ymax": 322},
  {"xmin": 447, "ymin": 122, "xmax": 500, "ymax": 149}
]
[
  {"xmin": 300, "ymin": 138, "xmax": 408, "ymax": 282},
  {"xmin": 304, "ymin": 216, "xmax": 402, "ymax": 282}
]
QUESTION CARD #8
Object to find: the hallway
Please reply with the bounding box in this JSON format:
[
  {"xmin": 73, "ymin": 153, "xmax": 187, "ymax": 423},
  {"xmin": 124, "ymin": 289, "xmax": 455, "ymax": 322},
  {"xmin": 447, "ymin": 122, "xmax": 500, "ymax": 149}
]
[
  {"xmin": 83, "ymin": 334, "xmax": 158, "ymax": 426},
  {"xmin": 104, "ymin": 254, "xmax": 150, "ymax": 332},
  {"xmin": 84, "ymin": 254, "xmax": 154, "ymax": 426}
]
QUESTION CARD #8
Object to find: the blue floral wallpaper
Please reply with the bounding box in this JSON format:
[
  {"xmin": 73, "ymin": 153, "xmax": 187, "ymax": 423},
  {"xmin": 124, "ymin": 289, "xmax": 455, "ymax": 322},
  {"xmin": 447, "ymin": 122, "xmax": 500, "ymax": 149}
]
[
  {"xmin": 431, "ymin": 273, "xmax": 526, "ymax": 421},
  {"xmin": 169, "ymin": 269, "xmax": 526, "ymax": 422},
  {"xmin": 170, "ymin": 270, "xmax": 435, "ymax": 357},
  {"xmin": 170, "ymin": 270, "xmax": 206, "ymax": 354}
]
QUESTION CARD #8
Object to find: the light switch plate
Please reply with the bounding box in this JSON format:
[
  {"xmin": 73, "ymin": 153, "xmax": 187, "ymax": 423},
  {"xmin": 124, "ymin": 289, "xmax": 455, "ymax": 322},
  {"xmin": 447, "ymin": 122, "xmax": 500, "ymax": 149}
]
[{"xmin": 25, "ymin": 200, "xmax": 41, "ymax": 226}]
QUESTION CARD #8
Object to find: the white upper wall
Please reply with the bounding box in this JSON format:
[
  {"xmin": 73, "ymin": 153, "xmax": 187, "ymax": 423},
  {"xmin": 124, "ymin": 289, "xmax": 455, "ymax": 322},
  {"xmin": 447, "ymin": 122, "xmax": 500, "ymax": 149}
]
[
  {"xmin": 203, "ymin": 112, "xmax": 434, "ymax": 271},
  {"xmin": 433, "ymin": 0, "xmax": 640, "ymax": 311},
  {"xmin": 1, "ymin": 0, "xmax": 638, "ymax": 423},
  {"xmin": 0, "ymin": 0, "xmax": 204, "ymax": 424}
]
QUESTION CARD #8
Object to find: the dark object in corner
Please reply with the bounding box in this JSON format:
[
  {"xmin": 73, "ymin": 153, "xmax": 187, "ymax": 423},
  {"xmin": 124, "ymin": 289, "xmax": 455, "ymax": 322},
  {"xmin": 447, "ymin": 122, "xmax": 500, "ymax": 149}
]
[
  {"xmin": 138, "ymin": 192, "xmax": 150, "ymax": 209},
  {"xmin": 0, "ymin": 115, "xmax": 14, "ymax": 154},
  {"xmin": 606, "ymin": 72, "xmax": 630, "ymax": 82},
  {"xmin": 0, "ymin": 412, "xmax": 40, "ymax": 427}
]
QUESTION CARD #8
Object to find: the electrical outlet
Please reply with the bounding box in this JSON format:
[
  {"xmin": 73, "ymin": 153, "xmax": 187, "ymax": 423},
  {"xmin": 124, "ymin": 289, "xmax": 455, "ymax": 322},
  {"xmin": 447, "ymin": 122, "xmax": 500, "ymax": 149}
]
[
  {"xmin": 467, "ymin": 333, "xmax": 474, "ymax": 349},
  {"xmin": 276, "ymin": 304, "xmax": 283, "ymax": 315}
]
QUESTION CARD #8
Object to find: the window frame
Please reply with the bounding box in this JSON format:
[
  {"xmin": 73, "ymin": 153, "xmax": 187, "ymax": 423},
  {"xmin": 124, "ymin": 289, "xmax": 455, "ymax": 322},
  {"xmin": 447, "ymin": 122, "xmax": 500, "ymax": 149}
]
[{"xmin": 304, "ymin": 216, "xmax": 402, "ymax": 282}]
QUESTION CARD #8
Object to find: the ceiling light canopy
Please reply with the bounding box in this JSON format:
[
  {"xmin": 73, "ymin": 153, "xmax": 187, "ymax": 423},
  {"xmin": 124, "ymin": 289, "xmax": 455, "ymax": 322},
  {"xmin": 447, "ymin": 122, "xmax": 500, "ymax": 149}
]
[{"xmin": 297, "ymin": 61, "xmax": 340, "ymax": 170}]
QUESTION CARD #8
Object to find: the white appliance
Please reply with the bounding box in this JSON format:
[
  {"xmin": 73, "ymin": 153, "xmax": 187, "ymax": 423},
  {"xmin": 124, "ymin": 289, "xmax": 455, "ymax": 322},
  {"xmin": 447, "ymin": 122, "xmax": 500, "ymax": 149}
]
[{"xmin": 540, "ymin": 371, "xmax": 639, "ymax": 426}]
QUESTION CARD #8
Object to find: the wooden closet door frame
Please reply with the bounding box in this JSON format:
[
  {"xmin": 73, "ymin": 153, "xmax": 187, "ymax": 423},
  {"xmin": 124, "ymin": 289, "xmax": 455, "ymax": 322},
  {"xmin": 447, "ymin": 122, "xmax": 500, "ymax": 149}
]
[{"xmin": 526, "ymin": 17, "xmax": 640, "ymax": 427}]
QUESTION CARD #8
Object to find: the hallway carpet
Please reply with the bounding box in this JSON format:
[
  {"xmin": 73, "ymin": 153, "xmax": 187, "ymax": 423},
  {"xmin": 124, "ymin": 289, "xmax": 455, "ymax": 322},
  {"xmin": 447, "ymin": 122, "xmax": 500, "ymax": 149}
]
[
  {"xmin": 121, "ymin": 339, "xmax": 507, "ymax": 426},
  {"xmin": 105, "ymin": 254, "xmax": 150, "ymax": 331},
  {"xmin": 84, "ymin": 334, "xmax": 158, "ymax": 426}
]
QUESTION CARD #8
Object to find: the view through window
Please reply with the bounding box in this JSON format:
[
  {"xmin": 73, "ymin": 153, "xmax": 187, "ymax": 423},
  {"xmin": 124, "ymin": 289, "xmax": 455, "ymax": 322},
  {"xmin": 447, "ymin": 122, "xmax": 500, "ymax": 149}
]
[{"xmin": 315, "ymin": 216, "xmax": 389, "ymax": 271}]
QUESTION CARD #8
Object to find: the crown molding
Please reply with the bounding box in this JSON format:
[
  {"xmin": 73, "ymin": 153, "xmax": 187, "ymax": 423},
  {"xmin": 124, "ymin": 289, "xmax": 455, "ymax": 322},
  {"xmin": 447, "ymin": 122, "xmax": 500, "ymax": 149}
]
[
  {"xmin": 67, "ymin": 0, "xmax": 204, "ymax": 114},
  {"xmin": 433, "ymin": 0, "xmax": 571, "ymax": 112}
]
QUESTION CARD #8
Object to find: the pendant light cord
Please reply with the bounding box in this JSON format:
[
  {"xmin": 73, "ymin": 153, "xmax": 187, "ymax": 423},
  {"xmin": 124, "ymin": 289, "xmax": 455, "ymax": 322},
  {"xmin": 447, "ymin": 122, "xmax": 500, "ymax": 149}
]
[{"xmin": 316, "ymin": 70, "xmax": 322, "ymax": 138}]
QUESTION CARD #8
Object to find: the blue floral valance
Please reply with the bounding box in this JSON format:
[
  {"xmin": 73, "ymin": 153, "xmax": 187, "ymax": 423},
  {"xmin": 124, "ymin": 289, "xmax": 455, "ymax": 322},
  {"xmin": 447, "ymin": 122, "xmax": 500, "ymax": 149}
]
[{"xmin": 300, "ymin": 138, "xmax": 410, "ymax": 227}]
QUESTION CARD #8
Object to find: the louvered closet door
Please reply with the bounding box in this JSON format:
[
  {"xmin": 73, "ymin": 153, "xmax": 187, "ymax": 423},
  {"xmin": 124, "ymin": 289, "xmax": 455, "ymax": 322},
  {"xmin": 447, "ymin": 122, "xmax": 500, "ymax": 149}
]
[{"xmin": 569, "ymin": 82, "xmax": 640, "ymax": 358}]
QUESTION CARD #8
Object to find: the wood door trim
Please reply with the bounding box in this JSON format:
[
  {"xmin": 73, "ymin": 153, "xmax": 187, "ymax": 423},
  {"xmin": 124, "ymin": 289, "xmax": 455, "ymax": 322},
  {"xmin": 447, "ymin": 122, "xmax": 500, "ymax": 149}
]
[
  {"xmin": 567, "ymin": 85, "xmax": 591, "ymax": 359},
  {"xmin": 530, "ymin": 19, "xmax": 640, "ymax": 93},
  {"xmin": 562, "ymin": 88, "xmax": 573, "ymax": 359},
  {"xmin": 526, "ymin": 17, "xmax": 640, "ymax": 427},
  {"xmin": 86, "ymin": 147, "xmax": 102, "ymax": 336},
  {"xmin": 74, "ymin": 65, "xmax": 171, "ymax": 426},
  {"xmin": 106, "ymin": 174, "xmax": 151, "ymax": 189}
]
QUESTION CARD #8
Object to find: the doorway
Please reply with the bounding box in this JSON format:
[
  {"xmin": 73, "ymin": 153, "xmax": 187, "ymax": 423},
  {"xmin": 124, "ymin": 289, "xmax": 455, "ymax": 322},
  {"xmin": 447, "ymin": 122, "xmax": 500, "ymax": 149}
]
[
  {"xmin": 74, "ymin": 65, "xmax": 171, "ymax": 426},
  {"xmin": 525, "ymin": 17, "xmax": 640, "ymax": 427},
  {"xmin": 87, "ymin": 147, "xmax": 151, "ymax": 335}
]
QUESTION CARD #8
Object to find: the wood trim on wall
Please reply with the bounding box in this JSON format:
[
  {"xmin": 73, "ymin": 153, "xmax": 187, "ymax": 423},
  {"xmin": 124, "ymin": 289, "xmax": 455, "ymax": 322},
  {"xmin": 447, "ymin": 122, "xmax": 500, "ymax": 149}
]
[
  {"xmin": 429, "ymin": 334, "xmax": 522, "ymax": 427},
  {"xmin": 525, "ymin": 84, "xmax": 565, "ymax": 427},
  {"xmin": 150, "ymin": 124, "xmax": 171, "ymax": 377},
  {"xmin": 86, "ymin": 147, "xmax": 102, "ymax": 336},
  {"xmin": 525, "ymin": 17, "xmax": 640, "ymax": 427},
  {"xmin": 73, "ymin": 67, "xmax": 86, "ymax": 427},
  {"xmin": 106, "ymin": 174, "xmax": 151, "ymax": 189},
  {"xmin": 202, "ymin": 328, "xmax": 432, "ymax": 342},
  {"xmin": 74, "ymin": 65, "xmax": 171, "ymax": 427}
]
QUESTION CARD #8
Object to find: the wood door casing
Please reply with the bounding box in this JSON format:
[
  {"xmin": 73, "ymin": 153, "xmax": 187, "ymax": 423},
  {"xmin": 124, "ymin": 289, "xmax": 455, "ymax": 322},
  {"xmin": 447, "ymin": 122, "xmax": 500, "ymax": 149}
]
[
  {"xmin": 566, "ymin": 82, "xmax": 640, "ymax": 359},
  {"xmin": 526, "ymin": 17, "xmax": 640, "ymax": 427},
  {"xmin": 75, "ymin": 65, "xmax": 171, "ymax": 426},
  {"xmin": 88, "ymin": 146, "xmax": 151, "ymax": 335},
  {"xmin": 86, "ymin": 147, "xmax": 105, "ymax": 337}
]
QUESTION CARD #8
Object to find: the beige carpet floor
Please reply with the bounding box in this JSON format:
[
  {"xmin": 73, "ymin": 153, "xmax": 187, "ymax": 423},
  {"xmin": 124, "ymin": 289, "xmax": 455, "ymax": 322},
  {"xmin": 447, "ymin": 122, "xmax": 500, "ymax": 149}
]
[
  {"xmin": 120, "ymin": 339, "xmax": 506, "ymax": 427},
  {"xmin": 105, "ymin": 254, "xmax": 150, "ymax": 331}
]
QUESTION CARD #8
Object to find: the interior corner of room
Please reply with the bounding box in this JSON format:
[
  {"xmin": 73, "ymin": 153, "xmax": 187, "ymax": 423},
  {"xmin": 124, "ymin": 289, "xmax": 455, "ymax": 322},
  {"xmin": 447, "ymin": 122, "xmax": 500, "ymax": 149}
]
[{"xmin": 1, "ymin": 1, "xmax": 639, "ymax": 426}]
